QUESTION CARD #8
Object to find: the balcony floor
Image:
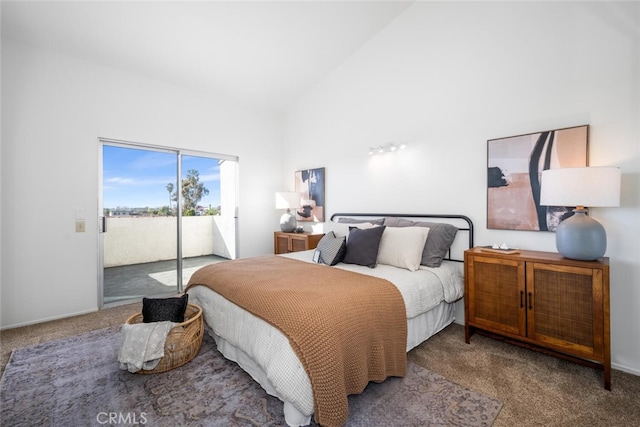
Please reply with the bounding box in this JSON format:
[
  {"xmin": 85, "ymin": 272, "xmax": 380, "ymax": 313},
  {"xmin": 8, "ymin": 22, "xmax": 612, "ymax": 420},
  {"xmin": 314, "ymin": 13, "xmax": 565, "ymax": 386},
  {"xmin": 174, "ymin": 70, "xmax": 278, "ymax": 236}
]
[{"xmin": 103, "ymin": 255, "xmax": 228, "ymax": 306}]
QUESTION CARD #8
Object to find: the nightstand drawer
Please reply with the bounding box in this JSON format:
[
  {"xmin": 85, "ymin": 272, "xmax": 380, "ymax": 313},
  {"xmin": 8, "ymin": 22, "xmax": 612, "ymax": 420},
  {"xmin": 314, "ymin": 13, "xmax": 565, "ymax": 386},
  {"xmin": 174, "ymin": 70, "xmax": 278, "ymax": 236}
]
[{"xmin": 274, "ymin": 232, "xmax": 324, "ymax": 254}]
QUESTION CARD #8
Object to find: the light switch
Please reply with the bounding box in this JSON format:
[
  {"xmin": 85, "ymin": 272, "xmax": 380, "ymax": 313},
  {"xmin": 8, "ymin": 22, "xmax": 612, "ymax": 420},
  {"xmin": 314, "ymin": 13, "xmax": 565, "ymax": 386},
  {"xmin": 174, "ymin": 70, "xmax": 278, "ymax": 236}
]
[{"xmin": 76, "ymin": 220, "xmax": 86, "ymax": 233}]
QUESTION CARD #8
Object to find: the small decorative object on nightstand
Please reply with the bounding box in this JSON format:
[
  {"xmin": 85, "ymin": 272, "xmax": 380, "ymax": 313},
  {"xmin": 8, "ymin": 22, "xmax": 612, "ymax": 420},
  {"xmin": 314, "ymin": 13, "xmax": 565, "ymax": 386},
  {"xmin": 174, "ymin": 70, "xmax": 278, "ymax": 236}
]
[
  {"xmin": 274, "ymin": 231, "xmax": 324, "ymax": 254},
  {"xmin": 464, "ymin": 247, "xmax": 611, "ymax": 390}
]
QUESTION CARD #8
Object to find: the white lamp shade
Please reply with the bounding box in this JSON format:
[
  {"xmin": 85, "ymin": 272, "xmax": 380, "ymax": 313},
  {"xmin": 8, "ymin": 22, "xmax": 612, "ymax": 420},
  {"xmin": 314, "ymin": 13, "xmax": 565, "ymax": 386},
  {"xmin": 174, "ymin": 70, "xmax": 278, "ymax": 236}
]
[
  {"xmin": 540, "ymin": 167, "xmax": 621, "ymax": 208},
  {"xmin": 275, "ymin": 192, "xmax": 300, "ymax": 210}
]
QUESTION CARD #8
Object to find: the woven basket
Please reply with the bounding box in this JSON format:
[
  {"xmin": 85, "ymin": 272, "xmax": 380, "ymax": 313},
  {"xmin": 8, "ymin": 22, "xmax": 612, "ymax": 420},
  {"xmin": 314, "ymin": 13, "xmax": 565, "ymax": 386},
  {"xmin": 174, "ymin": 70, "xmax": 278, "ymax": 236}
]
[{"xmin": 124, "ymin": 303, "xmax": 204, "ymax": 374}]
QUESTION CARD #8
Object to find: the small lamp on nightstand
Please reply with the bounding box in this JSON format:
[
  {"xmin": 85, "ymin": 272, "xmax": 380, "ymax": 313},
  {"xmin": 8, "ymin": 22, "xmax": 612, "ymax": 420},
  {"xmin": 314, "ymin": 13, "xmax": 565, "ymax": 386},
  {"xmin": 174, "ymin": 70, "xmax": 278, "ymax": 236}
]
[
  {"xmin": 540, "ymin": 166, "xmax": 621, "ymax": 261},
  {"xmin": 275, "ymin": 192, "xmax": 300, "ymax": 232}
]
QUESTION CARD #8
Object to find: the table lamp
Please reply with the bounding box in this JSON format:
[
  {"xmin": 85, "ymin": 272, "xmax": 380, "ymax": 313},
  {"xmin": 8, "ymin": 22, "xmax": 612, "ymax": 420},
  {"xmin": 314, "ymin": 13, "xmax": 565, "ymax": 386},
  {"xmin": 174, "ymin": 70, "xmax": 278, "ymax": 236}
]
[
  {"xmin": 540, "ymin": 167, "xmax": 620, "ymax": 260},
  {"xmin": 275, "ymin": 192, "xmax": 300, "ymax": 232}
]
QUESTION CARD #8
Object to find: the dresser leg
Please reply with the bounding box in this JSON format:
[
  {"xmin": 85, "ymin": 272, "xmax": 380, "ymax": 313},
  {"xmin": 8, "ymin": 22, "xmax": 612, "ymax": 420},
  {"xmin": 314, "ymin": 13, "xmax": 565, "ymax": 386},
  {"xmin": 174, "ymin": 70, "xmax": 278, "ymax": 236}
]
[{"xmin": 604, "ymin": 365, "xmax": 611, "ymax": 390}]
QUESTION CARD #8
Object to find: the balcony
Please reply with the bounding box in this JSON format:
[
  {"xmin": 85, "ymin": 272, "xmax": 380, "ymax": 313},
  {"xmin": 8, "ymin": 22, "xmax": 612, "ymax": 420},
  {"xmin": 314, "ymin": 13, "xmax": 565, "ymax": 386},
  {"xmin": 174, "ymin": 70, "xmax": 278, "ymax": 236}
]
[{"xmin": 103, "ymin": 215, "xmax": 235, "ymax": 305}]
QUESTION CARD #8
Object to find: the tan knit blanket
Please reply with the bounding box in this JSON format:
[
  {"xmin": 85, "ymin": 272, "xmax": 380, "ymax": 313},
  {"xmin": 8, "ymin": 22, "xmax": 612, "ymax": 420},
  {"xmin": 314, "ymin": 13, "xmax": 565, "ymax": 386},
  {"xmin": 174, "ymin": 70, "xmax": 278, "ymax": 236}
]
[{"xmin": 185, "ymin": 255, "xmax": 407, "ymax": 427}]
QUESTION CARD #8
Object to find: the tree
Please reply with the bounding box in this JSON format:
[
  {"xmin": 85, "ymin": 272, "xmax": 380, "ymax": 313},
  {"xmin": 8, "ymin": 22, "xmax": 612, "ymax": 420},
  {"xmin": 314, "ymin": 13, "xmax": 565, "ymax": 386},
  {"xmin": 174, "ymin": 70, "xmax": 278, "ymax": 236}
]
[
  {"xmin": 166, "ymin": 183, "xmax": 174, "ymax": 213},
  {"xmin": 181, "ymin": 169, "xmax": 209, "ymax": 215},
  {"xmin": 204, "ymin": 205, "xmax": 220, "ymax": 216}
]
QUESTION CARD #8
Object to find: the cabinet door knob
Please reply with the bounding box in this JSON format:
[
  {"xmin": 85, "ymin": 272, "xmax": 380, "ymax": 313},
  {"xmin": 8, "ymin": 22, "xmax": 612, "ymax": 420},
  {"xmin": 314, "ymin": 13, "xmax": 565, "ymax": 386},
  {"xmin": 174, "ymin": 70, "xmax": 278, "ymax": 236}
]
[
  {"xmin": 528, "ymin": 292, "xmax": 533, "ymax": 310},
  {"xmin": 520, "ymin": 291, "xmax": 524, "ymax": 308}
]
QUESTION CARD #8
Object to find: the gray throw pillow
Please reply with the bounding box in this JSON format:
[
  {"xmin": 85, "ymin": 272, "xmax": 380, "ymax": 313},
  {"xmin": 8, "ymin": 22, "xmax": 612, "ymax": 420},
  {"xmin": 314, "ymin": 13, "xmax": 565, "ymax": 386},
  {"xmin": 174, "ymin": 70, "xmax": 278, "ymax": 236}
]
[
  {"xmin": 342, "ymin": 226, "xmax": 386, "ymax": 268},
  {"xmin": 383, "ymin": 217, "xmax": 458, "ymax": 267},
  {"xmin": 337, "ymin": 217, "xmax": 385, "ymax": 226},
  {"xmin": 315, "ymin": 231, "xmax": 346, "ymax": 266}
]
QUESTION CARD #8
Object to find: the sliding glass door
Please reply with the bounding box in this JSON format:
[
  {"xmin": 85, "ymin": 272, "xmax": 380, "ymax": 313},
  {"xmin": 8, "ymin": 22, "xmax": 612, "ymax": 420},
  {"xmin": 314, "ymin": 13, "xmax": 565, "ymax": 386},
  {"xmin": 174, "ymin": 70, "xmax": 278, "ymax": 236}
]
[
  {"xmin": 98, "ymin": 139, "xmax": 238, "ymax": 307},
  {"xmin": 178, "ymin": 154, "xmax": 238, "ymax": 292}
]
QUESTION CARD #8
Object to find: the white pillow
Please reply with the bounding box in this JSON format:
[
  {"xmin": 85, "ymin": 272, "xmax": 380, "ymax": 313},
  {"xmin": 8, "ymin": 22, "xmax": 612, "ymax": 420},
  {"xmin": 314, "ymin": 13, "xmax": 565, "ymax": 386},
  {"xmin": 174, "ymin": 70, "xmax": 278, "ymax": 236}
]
[{"xmin": 377, "ymin": 226, "xmax": 430, "ymax": 272}]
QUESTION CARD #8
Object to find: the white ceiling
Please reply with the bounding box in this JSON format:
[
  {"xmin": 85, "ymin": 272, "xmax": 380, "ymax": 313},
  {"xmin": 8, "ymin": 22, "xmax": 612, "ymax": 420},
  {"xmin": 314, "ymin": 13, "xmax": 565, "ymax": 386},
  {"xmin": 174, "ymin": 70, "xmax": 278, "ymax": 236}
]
[{"xmin": 1, "ymin": 1, "xmax": 413, "ymax": 112}]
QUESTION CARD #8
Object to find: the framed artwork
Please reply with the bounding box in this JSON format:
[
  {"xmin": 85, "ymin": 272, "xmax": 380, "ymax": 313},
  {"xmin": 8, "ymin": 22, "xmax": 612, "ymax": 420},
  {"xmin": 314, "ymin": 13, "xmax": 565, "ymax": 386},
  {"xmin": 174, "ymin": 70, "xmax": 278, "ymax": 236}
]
[
  {"xmin": 487, "ymin": 125, "xmax": 588, "ymax": 231},
  {"xmin": 294, "ymin": 167, "xmax": 325, "ymax": 222}
]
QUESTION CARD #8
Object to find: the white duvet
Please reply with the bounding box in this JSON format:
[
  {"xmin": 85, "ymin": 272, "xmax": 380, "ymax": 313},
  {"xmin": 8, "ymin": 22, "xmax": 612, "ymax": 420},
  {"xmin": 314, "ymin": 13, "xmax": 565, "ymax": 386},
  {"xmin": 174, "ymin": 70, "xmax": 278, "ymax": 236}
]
[{"xmin": 187, "ymin": 251, "xmax": 464, "ymax": 426}]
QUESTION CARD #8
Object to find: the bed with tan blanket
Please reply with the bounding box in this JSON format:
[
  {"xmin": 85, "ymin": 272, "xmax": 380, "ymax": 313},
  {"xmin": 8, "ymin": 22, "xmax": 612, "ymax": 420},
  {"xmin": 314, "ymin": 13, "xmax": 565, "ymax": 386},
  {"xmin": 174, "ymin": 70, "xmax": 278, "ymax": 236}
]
[{"xmin": 185, "ymin": 213, "xmax": 473, "ymax": 426}]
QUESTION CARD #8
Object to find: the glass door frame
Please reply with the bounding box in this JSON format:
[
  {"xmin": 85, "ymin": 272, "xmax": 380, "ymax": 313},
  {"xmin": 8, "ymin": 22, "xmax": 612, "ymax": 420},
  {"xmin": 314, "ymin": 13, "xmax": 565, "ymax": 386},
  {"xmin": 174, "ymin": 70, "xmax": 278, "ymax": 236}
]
[{"xmin": 98, "ymin": 137, "xmax": 239, "ymax": 308}]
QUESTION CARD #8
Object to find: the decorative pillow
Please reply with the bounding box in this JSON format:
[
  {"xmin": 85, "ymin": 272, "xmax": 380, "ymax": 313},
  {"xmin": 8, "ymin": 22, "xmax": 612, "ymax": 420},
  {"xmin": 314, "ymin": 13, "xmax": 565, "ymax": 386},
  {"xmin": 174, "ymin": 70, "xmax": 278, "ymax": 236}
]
[
  {"xmin": 377, "ymin": 226, "xmax": 430, "ymax": 271},
  {"xmin": 383, "ymin": 217, "xmax": 458, "ymax": 268},
  {"xmin": 142, "ymin": 293, "xmax": 189, "ymax": 323},
  {"xmin": 342, "ymin": 225, "xmax": 386, "ymax": 268},
  {"xmin": 315, "ymin": 231, "xmax": 346, "ymax": 266}
]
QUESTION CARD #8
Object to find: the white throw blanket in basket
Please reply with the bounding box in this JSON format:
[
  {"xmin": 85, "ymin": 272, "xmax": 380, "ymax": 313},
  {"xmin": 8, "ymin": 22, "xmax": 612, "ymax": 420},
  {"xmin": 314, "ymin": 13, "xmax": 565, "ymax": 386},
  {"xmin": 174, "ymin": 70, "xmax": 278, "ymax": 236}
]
[{"xmin": 118, "ymin": 321, "xmax": 176, "ymax": 373}]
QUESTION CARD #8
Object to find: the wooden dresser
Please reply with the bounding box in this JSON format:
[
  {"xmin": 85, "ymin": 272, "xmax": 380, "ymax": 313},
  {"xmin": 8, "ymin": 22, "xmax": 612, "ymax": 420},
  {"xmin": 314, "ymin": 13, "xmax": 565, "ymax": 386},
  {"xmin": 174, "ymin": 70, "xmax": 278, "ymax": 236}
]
[
  {"xmin": 274, "ymin": 231, "xmax": 324, "ymax": 255},
  {"xmin": 464, "ymin": 247, "xmax": 611, "ymax": 390}
]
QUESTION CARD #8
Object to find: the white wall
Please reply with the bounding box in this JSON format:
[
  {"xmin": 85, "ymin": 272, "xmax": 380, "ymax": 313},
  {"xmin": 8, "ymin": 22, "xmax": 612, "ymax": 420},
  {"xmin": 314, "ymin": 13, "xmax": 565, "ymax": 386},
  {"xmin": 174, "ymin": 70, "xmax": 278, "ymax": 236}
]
[
  {"xmin": 1, "ymin": 40, "xmax": 284, "ymax": 327},
  {"xmin": 284, "ymin": 2, "xmax": 640, "ymax": 374}
]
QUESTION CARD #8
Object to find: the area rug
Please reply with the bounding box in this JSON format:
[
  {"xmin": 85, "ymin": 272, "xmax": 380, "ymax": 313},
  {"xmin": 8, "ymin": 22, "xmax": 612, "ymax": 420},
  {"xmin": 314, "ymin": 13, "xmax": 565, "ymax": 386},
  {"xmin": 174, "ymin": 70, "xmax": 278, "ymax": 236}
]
[{"xmin": 0, "ymin": 327, "xmax": 502, "ymax": 426}]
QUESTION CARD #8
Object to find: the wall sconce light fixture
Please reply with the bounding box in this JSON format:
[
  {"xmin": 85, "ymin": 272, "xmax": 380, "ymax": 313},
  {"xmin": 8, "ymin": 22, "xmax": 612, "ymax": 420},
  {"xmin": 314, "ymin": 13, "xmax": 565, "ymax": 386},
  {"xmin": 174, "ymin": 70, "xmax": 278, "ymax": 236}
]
[{"xmin": 368, "ymin": 142, "xmax": 408, "ymax": 155}]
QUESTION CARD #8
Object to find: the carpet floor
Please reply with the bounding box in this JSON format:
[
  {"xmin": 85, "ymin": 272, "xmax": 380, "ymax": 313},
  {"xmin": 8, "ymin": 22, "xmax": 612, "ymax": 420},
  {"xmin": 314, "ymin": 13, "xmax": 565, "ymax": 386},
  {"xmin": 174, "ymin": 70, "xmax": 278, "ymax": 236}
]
[
  {"xmin": 409, "ymin": 326, "xmax": 640, "ymax": 427},
  {"xmin": 2, "ymin": 304, "xmax": 639, "ymax": 426},
  {"xmin": 1, "ymin": 326, "xmax": 502, "ymax": 426}
]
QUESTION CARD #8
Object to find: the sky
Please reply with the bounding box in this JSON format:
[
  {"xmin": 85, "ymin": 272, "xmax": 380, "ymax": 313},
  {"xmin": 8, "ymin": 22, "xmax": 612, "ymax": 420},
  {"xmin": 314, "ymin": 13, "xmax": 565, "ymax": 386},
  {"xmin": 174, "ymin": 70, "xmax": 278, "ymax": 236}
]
[{"xmin": 103, "ymin": 145, "xmax": 221, "ymax": 210}]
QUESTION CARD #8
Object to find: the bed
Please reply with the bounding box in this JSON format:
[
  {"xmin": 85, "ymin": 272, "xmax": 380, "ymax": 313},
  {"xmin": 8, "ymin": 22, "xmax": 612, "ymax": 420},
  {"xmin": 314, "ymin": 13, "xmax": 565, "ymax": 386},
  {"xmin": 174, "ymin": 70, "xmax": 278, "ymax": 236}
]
[{"xmin": 185, "ymin": 213, "xmax": 473, "ymax": 426}]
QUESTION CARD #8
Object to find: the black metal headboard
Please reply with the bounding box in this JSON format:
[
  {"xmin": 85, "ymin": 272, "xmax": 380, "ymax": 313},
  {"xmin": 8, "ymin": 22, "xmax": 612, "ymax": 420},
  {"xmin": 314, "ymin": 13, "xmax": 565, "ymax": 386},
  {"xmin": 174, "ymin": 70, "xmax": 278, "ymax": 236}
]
[{"xmin": 329, "ymin": 213, "xmax": 474, "ymax": 263}]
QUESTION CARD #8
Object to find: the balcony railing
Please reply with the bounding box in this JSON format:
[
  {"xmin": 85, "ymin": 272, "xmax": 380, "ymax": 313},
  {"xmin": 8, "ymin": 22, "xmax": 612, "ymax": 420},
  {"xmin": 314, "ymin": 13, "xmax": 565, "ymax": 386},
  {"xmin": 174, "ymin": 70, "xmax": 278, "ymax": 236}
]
[{"xmin": 103, "ymin": 215, "xmax": 235, "ymax": 267}]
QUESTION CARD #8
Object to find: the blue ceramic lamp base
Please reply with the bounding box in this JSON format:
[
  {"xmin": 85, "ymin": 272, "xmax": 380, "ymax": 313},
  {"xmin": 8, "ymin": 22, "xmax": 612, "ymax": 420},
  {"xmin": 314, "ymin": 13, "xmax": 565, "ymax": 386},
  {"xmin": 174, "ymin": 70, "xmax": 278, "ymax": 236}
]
[
  {"xmin": 280, "ymin": 211, "xmax": 296, "ymax": 232},
  {"xmin": 556, "ymin": 209, "xmax": 606, "ymax": 261}
]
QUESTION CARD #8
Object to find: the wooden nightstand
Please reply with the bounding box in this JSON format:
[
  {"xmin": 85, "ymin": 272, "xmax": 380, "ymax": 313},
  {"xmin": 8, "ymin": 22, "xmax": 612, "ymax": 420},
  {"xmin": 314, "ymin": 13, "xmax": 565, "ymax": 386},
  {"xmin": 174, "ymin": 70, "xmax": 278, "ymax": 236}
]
[
  {"xmin": 274, "ymin": 231, "xmax": 324, "ymax": 254},
  {"xmin": 464, "ymin": 247, "xmax": 611, "ymax": 390}
]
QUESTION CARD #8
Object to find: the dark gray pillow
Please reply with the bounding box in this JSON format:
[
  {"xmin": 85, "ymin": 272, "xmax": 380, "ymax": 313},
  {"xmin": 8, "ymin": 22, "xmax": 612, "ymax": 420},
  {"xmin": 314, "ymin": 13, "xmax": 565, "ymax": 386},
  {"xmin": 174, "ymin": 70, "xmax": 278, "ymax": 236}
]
[
  {"xmin": 142, "ymin": 294, "xmax": 188, "ymax": 323},
  {"xmin": 315, "ymin": 231, "xmax": 346, "ymax": 266},
  {"xmin": 337, "ymin": 217, "xmax": 385, "ymax": 226},
  {"xmin": 383, "ymin": 217, "xmax": 458, "ymax": 268},
  {"xmin": 342, "ymin": 226, "xmax": 386, "ymax": 268}
]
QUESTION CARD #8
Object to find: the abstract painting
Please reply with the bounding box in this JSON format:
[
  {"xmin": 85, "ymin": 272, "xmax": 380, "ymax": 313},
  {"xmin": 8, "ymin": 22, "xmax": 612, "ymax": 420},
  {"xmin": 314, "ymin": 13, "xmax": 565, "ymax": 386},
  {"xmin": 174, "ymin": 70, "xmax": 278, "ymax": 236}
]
[
  {"xmin": 295, "ymin": 167, "xmax": 325, "ymax": 222},
  {"xmin": 487, "ymin": 125, "xmax": 588, "ymax": 231}
]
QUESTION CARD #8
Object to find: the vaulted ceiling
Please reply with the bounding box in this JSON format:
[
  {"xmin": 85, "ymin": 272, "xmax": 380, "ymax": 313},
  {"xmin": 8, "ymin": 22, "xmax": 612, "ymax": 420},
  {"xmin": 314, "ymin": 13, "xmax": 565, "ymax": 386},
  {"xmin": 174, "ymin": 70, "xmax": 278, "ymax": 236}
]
[{"xmin": 2, "ymin": 1, "xmax": 413, "ymax": 112}]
